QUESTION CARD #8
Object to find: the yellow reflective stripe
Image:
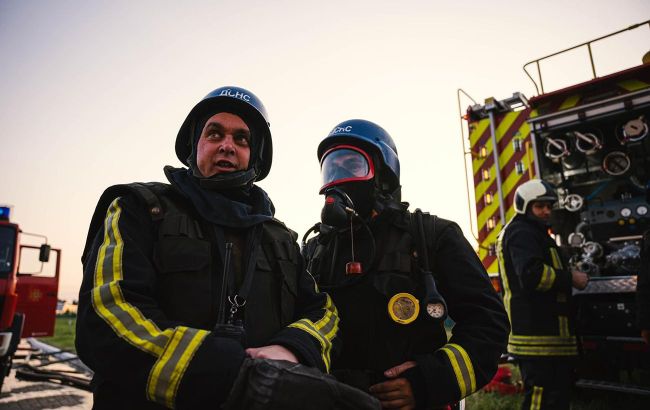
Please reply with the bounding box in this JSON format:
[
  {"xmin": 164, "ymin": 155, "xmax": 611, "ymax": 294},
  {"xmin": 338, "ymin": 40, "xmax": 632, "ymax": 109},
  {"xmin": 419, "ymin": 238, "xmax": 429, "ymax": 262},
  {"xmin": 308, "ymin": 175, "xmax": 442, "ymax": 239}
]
[
  {"xmin": 147, "ymin": 327, "xmax": 208, "ymax": 408},
  {"xmin": 440, "ymin": 343, "xmax": 476, "ymax": 398},
  {"xmin": 509, "ymin": 333, "xmax": 577, "ymax": 356},
  {"xmin": 531, "ymin": 386, "xmax": 543, "ymax": 410},
  {"xmin": 549, "ymin": 248, "xmax": 562, "ymax": 269},
  {"xmin": 316, "ymin": 294, "xmax": 339, "ymax": 341},
  {"xmin": 558, "ymin": 316, "xmax": 569, "ymax": 337},
  {"xmin": 496, "ymin": 228, "xmax": 512, "ymax": 321},
  {"xmin": 536, "ymin": 265, "xmax": 556, "ymax": 291},
  {"xmin": 509, "ymin": 334, "xmax": 576, "ymax": 345},
  {"xmin": 508, "ymin": 344, "xmax": 578, "ymax": 356},
  {"xmin": 289, "ymin": 321, "xmax": 331, "ymax": 372},
  {"xmin": 288, "ymin": 294, "xmax": 339, "ymax": 373},
  {"xmin": 91, "ymin": 198, "xmax": 172, "ymax": 358}
]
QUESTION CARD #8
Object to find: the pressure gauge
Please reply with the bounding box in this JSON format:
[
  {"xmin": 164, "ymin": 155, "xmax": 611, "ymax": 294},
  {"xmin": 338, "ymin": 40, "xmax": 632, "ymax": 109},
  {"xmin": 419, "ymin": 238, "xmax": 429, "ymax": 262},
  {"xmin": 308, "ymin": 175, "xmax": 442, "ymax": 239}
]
[
  {"xmin": 602, "ymin": 151, "xmax": 631, "ymax": 176},
  {"xmin": 620, "ymin": 207, "xmax": 632, "ymax": 218},
  {"xmin": 426, "ymin": 303, "xmax": 446, "ymax": 319},
  {"xmin": 637, "ymin": 205, "xmax": 648, "ymax": 216}
]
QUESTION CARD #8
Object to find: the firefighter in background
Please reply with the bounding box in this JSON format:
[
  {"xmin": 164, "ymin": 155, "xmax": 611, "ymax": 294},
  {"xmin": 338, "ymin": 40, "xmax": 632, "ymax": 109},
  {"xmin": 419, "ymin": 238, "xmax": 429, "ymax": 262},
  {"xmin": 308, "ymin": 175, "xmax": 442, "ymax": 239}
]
[
  {"xmin": 497, "ymin": 179, "xmax": 589, "ymax": 410},
  {"xmin": 76, "ymin": 86, "xmax": 340, "ymax": 409},
  {"xmin": 302, "ymin": 119, "xmax": 510, "ymax": 409}
]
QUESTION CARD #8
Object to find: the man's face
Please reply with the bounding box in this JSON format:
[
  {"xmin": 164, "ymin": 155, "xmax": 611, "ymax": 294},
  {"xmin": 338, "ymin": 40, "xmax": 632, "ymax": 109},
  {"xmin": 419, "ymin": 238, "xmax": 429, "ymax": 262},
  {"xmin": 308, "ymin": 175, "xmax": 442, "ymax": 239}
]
[
  {"xmin": 530, "ymin": 201, "xmax": 553, "ymax": 221},
  {"xmin": 196, "ymin": 112, "xmax": 251, "ymax": 177}
]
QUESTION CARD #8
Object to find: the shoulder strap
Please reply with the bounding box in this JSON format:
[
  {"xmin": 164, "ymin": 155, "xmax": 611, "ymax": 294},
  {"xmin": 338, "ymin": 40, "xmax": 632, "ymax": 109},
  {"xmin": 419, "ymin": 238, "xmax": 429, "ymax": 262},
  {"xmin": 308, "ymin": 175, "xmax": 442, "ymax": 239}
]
[
  {"xmin": 410, "ymin": 208, "xmax": 438, "ymax": 275},
  {"xmin": 410, "ymin": 209, "xmax": 449, "ymax": 321},
  {"xmin": 81, "ymin": 182, "xmax": 171, "ymax": 264}
]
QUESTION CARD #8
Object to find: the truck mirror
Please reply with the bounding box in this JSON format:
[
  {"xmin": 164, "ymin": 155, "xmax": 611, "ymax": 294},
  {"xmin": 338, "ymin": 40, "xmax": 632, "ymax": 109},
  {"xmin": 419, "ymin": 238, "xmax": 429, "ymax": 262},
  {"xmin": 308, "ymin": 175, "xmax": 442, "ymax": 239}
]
[{"xmin": 39, "ymin": 244, "xmax": 51, "ymax": 262}]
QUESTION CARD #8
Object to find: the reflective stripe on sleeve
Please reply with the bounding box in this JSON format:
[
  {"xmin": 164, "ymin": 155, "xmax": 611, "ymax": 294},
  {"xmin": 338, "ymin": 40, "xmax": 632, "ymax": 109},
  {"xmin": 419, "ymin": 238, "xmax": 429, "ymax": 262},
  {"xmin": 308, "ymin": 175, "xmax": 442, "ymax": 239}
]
[
  {"xmin": 92, "ymin": 198, "xmax": 208, "ymax": 408},
  {"xmin": 558, "ymin": 316, "xmax": 570, "ymax": 337},
  {"xmin": 549, "ymin": 248, "xmax": 563, "ymax": 269},
  {"xmin": 535, "ymin": 265, "xmax": 556, "ymax": 291},
  {"xmin": 530, "ymin": 386, "xmax": 543, "ymax": 410},
  {"xmin": 439, "ymin": 343, "xmax": 477, "ymax": 398},
  {"xmin": 508, "ymin": 334, "xmax": 577, "ymax": 356},
  {"xmin": 92, "ymin": 198, "xmax": 172, "ymax": 355},
  {"xmin": 288, "ymin": 293, "xmax": 339, "ymax": 373},
  {"xmin": 147, "ymin": 327, "xmax": 209, "ymax": 408},
  {"xmin": 496, "ymin": 228, "xmax": 513, "ymax": 321}
]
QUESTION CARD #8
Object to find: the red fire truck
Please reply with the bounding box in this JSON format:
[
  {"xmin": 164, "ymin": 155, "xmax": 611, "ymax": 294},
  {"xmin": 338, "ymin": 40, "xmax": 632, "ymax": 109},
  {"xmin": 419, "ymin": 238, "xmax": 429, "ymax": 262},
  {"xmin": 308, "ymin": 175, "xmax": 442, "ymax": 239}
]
[
  {"xmin": 461, "ymin": 21, "xmax": 650, "ymax": 394},
  {"xmin": 0, "ymin": 205, "xmax": 61, "ymax": 391}
]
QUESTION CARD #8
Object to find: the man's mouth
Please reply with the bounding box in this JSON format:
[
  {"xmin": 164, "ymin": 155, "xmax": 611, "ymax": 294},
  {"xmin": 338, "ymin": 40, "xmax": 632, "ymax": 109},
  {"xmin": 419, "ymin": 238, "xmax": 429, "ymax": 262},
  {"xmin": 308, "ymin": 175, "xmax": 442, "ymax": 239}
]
[{"xmin": 215, "ymin": 160, "xmax": 236, "ymax": 169}]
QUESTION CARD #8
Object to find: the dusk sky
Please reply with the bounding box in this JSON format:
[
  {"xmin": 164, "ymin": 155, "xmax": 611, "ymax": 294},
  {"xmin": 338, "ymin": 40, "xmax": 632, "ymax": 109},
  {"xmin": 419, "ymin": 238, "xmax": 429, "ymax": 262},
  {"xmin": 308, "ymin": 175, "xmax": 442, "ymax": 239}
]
[{"xmin": 1, "ymin": 1, "xmax": 648, "ymax": 300}]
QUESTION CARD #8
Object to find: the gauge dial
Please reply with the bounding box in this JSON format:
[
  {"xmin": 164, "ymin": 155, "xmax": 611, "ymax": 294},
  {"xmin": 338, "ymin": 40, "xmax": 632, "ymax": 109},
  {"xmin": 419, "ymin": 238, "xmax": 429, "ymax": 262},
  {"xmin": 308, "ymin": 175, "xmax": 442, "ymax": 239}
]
[
  {"xmin": 637, "ymin": 205, "xmax": 648, "ymax": 216},
  {"xmin": 426, "ymin": 303, "xmax": 446, "ymax": 319},
  {"xmin": 620, "ymin": 207, "xmax": 632, "ymax": 218}
]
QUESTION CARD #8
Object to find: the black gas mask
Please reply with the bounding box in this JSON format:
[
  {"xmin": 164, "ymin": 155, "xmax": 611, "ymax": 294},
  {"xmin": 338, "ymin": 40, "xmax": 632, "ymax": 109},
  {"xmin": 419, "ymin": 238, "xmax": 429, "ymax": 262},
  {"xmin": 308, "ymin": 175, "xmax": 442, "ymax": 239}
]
[{"xmin": 319, "ymin": 145, "xmax": 376, "ymax": 227}]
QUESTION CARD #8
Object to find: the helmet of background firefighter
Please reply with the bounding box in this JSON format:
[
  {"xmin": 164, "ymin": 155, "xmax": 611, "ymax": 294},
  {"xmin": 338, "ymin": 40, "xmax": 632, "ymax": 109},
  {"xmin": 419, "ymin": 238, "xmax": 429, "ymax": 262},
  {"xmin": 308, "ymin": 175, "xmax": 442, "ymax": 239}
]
[{"xmin": 513, "ymin": 179, "xmax": 559, "ymax": 215}]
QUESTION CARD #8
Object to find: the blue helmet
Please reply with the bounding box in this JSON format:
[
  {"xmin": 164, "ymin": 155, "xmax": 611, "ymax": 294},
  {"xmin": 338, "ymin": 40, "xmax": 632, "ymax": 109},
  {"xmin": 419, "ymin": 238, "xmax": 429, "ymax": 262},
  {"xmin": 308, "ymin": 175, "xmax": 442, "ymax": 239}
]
[
  {"xmin": 317, "ymin": 119, "xmax": 400, "ymax": 192},
  {"xmin": 175, "ymin": 86, "xmax": 273, "ymax": 181}
]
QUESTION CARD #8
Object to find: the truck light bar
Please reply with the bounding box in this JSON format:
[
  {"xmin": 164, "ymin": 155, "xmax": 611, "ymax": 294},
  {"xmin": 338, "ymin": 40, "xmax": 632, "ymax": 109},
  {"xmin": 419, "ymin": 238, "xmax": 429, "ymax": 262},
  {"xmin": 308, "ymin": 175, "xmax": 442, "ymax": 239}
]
[{"xmin": 0, "ymin": 206, "xmax": 10, "ymax": 221}]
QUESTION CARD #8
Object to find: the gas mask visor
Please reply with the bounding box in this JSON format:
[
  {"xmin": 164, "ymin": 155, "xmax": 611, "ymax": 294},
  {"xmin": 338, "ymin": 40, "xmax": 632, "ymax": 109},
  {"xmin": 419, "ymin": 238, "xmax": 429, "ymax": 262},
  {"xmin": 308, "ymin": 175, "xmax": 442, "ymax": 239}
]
[{"xmin": 319, "ymin": 145, "xmax": 374, "ymax": 194}]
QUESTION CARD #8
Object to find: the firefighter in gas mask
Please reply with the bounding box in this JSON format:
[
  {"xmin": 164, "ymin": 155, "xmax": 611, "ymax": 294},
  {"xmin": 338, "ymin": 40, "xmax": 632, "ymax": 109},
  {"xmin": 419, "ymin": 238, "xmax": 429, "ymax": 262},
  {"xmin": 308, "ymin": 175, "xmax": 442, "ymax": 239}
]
[
  {"xmin": 497, "ymin": 179, "xmax": 589, "ymax": 410},
  {"xmin": 302, "ymin": 119, "xmax": 510, "ymax": 409}
]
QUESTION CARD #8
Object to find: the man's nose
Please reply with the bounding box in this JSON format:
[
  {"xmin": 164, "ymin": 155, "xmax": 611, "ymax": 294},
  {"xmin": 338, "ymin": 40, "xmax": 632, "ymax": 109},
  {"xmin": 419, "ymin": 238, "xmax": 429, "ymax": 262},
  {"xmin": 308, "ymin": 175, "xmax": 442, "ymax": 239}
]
[{"xmin": 218, "ymin": 135, "xmax": 236, "ymax": 154}]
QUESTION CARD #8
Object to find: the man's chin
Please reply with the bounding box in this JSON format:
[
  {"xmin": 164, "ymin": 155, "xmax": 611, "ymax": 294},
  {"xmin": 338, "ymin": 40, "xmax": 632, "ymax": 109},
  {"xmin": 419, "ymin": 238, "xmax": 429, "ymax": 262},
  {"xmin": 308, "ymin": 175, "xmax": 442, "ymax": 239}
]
[{"xmin": 203, "ymin": 168, "xmax": 240, "ymax": 177}]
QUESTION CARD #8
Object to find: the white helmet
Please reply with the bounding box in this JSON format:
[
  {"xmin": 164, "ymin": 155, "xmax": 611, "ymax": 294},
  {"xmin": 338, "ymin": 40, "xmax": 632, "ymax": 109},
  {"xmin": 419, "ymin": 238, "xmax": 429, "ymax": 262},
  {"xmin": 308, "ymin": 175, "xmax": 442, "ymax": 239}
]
[{"xmin": 514, "ymin": 179, "xmax": 558, "ymax": 214}]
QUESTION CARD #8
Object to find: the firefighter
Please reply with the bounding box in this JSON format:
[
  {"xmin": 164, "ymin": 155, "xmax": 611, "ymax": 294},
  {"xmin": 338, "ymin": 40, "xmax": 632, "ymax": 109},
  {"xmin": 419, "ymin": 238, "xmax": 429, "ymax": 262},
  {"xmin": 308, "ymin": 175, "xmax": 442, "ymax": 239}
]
[
  {"xmin": 302, "ymin": 119, "xmax": 510, "ymax": 409},
  {"xmin": 76, "ymin": 86, "xmax": 341, "ymax": 409},
  {"xmin": 497, "ymin": 179, "xmax": 589, "ymax": 410}
]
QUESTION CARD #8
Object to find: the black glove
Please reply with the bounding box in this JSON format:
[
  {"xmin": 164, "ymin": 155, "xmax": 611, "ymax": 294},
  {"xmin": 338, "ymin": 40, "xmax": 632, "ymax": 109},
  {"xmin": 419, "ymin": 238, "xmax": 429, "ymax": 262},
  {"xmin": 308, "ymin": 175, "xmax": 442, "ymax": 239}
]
[{"xmin": 223, "ymin": 358, "xmax": 381, "ymax": 410}]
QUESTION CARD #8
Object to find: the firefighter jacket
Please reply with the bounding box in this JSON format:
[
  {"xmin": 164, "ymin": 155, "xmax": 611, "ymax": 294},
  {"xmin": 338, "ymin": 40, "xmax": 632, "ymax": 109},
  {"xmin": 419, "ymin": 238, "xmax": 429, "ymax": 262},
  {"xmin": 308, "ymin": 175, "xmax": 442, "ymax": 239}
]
[
  {"xmin": 497, "ymin": 214, "xmax": 577, "ymax": 358},
  {"xmin": 76, "ymin": 174, "xmax": 339, "ymax": 410},
  {"xmin": 303, "ymin": 206, "xmax": 509, "ymax": 407}
]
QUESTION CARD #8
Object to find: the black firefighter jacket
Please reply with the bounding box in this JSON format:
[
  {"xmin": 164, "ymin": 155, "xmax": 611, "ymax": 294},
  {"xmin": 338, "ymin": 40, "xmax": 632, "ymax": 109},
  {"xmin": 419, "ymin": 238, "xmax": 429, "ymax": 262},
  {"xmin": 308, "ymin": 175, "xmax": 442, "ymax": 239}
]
[
  {"xmin": 497, "ymin": 214, "xmax": 578, "ymax": 358},
  {"xmin": 304, "ymin": 207, "xmax": 510, "ymax": 407},
  {"xmin": 76, "ymin": 184, "xmax": 339, "ymax": 409}
]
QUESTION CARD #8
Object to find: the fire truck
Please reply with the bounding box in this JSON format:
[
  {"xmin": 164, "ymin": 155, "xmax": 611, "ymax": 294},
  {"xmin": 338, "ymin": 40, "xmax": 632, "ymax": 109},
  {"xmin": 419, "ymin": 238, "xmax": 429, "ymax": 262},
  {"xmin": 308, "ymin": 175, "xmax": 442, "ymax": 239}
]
[
  {"xmin": 0, "ymin": 205, "xmax": 61, "ymax": 391},
  {"xmin": 461, "ymin": 21, "xmax": 650, "ymax": 394}
]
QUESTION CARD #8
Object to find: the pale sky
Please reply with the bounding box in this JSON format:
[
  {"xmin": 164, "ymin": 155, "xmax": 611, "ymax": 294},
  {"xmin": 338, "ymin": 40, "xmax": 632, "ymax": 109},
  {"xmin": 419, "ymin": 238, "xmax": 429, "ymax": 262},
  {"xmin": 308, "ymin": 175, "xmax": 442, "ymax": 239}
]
[{"xmin": 1, "ymin": 1, "xmax": 648, "ymax": 301}]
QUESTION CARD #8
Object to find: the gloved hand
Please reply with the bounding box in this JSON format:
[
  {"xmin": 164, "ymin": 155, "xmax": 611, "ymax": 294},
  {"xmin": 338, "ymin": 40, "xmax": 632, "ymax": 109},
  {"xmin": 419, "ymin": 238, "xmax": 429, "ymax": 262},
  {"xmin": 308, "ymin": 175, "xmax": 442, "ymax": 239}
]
[{"xmin": 223, "ymin": 358, "xmax": 381, "ymax": 410}]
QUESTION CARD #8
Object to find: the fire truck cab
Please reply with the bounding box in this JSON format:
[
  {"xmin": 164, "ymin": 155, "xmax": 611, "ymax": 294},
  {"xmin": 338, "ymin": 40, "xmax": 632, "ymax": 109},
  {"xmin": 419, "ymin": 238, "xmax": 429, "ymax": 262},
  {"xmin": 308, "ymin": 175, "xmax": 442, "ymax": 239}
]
[
  {"xmin": 0, "ymin": 205, "xmax": 60, "ymax": 391},
  {"xmin": 462, "ymin": 21, "xmax": 650, "ymax": 394}
]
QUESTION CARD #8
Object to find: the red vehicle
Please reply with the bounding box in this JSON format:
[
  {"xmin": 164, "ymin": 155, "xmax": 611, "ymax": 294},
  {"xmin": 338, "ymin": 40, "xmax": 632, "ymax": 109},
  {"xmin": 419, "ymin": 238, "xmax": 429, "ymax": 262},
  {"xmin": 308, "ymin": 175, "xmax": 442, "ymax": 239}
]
[
  {"xmin": 460, "ymin": 21, "xmax": 650, "ymax": 394},
  {"xmin": 0, "ymin": 205, "xmax": 60, "ymax": 391}
]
